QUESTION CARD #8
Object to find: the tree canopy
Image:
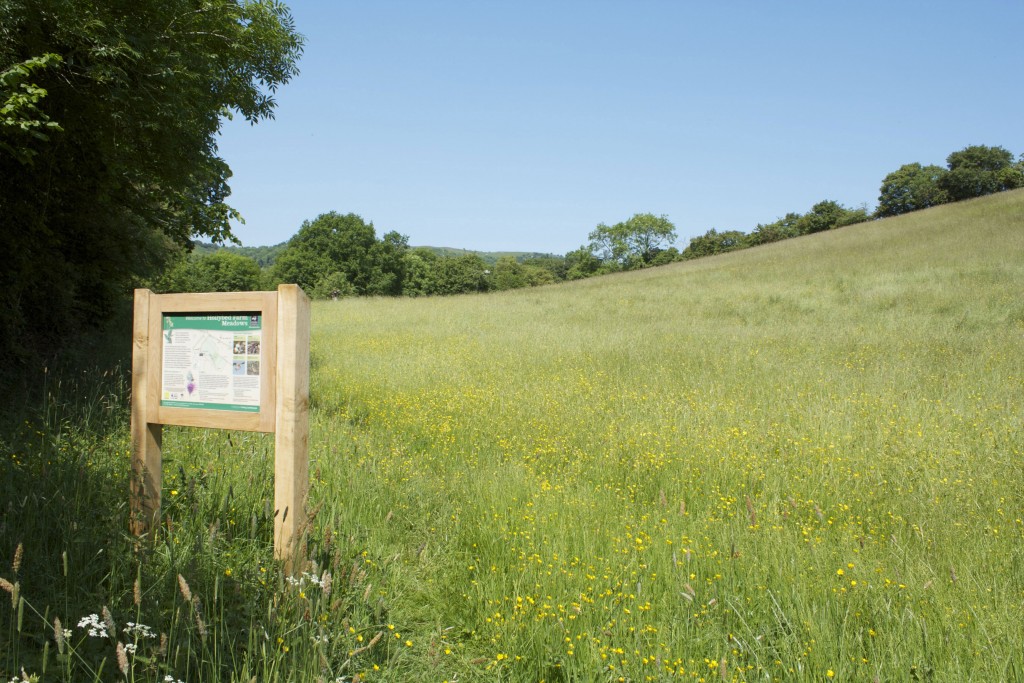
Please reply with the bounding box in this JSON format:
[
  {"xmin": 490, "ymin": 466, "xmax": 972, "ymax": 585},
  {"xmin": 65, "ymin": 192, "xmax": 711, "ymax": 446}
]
[
  {"xmin": 158, "ymin": 251, "xmax": 264, "ymax": 293},
  {"xmin": 875, "ymin": 145, "xmax": 1024, "ymax": 219},
  {"xmin": 587, "ymin": 213, "xmax": 677, "ymax": 269},
  {"xmin": 747, "ymin": 212, "xmax": 802, "ymax": 246},
  {"xmin": 795, "ymin": 200, "xmax": 869, "ymax": 234},
  {"xmin": 938, "ymin": 145, "xmax": 1024, "ymax": 202},
  {"xmin": 270, "ymin": 212, "xmax": 409, "ymax": 296},
  {"xmin": 0, "ymin": 0, "xmax": 303, "ymax": 357},
  {"xmin": 681, "ymin": 229, "xmax": 748, "ymax": 259},
  {"xmin": 876, "ymin": 163, "xmax": 949, "ymax": 217}
]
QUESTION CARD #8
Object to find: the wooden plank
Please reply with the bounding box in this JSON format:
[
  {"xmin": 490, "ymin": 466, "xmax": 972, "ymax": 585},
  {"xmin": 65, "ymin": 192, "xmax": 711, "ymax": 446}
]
[
  {"xmin": 150, "ymin": 290, "xmax": 278, "ymax": 313},
  {"xmin": 130, "ymin": 289, "xmax": 162, "ymax": 535},
  {"xmin": 274, "ymin": 284, "xmax": 311, "ymax": 571},
  {"xmin": 152, "ymin": 406, "xmax": 272, "ymax": 432}
]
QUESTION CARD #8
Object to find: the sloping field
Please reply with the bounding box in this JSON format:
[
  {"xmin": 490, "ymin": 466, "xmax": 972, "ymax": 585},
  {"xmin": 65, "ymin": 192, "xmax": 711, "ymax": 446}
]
[
  {"xmin": 310, "ymin": 190, "xmax": 1024, "ymax": 681},
  {"xmin": 2, "ymin": 191, "xmax": 1021, "ymax": 683}
]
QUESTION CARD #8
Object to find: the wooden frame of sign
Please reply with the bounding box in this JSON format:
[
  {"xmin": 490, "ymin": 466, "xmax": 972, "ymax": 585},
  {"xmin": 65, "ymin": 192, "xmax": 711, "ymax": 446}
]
[{"xmin": 130, "ymin": 284, "xmax": 310, "ymax": 570}]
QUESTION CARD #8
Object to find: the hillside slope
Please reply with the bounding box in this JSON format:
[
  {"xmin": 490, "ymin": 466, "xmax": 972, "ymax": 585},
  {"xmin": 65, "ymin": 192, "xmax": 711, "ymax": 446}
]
[{"xmin": 307, "ymin": 189, "xmax": 1024, "ymax": 681}]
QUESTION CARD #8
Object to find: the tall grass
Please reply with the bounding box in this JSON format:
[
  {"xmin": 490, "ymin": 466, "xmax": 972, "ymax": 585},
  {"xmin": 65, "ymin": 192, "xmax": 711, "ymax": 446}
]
[
  {"xmin": 0, "ymin": 370, "xmax": 385, "ymax": 680},
  {"xmin": 2, "ymin": 189, "xmax": 1022, "ymax": 681},
  {"xmin": 308, "ymin": 190, "xmax": 1024, "ymax": 681}
]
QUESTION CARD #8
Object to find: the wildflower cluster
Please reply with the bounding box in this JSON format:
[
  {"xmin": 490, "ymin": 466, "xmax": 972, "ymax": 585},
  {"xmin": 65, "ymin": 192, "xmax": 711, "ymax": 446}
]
[{"xmin": 76, "ymin": 614, "xmax": 108, "ymax": 638}]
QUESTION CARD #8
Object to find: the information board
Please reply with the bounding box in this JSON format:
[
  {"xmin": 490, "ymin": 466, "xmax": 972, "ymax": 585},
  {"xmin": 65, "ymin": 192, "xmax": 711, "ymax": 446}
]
[
  {"xmin": 160, "ymin": 313, "xmax": 262, "ymax": 412},
  {"xmin": 132, "ymin": 286, "xmax": 310, "ymax": 571}
]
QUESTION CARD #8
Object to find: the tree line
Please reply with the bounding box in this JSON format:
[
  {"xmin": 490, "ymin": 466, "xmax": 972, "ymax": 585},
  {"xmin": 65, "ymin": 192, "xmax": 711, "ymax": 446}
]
[
  {"xmin": 2, "ymin": 0, "xmax": 1019, "ymax": 359},
  {"xmin": 156, "ymin": 212, "xmax": 564, "ymax": 298},
  {"xmin": 676, "ymin": 144, "xmax": 1023, "ymax": 260},
  {"xmin": 163, "ymin": 143, "xmax": 1023, "ymax": 300}
]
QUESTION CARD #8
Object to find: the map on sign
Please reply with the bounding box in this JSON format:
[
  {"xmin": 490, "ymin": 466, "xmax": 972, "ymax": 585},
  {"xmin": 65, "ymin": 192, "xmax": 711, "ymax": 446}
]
[{"xmin": 161, "ymin": 313, "xmax": 262, "ymax": 412}]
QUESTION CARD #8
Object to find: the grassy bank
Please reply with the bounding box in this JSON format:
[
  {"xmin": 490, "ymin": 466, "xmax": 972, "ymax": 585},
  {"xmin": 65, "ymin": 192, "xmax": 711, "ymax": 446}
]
[{"xmin": 308, "ymin": 190, "xmax": 1024, "ymax": 681}]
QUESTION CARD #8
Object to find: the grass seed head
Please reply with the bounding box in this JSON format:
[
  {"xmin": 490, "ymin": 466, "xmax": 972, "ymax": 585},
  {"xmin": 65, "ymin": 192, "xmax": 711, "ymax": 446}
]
[
  {"xmin": 102, "ymin": 605, "xmax": 115, "ymax": 635},
  {"xmin": 116, "ymin": 641, "xmax": 129, "ymax": 675},
  {"xmin": 177, "ymin": 574, "xmax": 192, "ymax": 603},
  {"xmin": 193, "ymin": 596, "xmax": 208, "ymax": 641},
  {"xmin": 12, "ymin": 542, "xmax": 23, "ymax": 574},
  {"xmin": 54, "ymin": 616, "xmax": 64, "ymax": 653}
]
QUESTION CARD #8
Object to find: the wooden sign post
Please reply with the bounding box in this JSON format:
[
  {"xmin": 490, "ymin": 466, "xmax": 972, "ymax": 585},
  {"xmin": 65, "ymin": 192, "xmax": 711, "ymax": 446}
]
[{"xmin": 130, "ymin": 285, "xmax": 310, "ymax": 570}]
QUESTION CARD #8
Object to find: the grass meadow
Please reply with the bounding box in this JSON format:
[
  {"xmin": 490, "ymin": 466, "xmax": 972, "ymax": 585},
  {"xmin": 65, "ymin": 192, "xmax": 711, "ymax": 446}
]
[{"xmin": 2, "ymin": 189, "xmax": 1023, "ymax": 681}]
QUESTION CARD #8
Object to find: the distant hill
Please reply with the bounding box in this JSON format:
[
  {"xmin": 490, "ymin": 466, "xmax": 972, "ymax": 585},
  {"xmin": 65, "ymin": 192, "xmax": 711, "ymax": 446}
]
[
  {"xmin": 193, "ymin": 241, "xmax": 561, "ymax": 268},
  {"xmin": 192, "ymin": 241, "xmax": 288, "ymax": 267},
  {"xmin": 415, "ymin": 247, "xmax": 561, "ymax": 265}
]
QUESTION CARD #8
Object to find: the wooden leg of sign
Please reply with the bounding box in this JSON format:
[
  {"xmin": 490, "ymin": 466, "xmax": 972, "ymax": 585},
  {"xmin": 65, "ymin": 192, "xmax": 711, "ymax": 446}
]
[
  {"xmin": 130, "ymin": 423, "xmax": 162, "ymax": 536},
  {"xmin": 275, "ymin": 284, "xmax": 311, "ymax": 573},
  {"xmin": 130, "ymin": 289, "xmax": 162, "ymax": 536}
]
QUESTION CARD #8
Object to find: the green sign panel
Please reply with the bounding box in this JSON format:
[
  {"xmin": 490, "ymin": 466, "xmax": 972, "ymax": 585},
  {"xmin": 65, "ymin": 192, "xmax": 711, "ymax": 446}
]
[{"xmin": 161, "ymin": 314, "xmax": 262, "ymax": 412}]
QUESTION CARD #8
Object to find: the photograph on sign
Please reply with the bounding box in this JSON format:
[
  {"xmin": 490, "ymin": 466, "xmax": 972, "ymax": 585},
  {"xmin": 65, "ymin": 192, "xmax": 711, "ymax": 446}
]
[{"xmin": 161, "ymin": 313, "xmax": 262, "ymax": 412}]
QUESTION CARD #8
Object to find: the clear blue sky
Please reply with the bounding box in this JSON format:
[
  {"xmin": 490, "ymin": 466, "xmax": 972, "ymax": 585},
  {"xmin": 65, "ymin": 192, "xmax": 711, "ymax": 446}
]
[{"xmin": 216, "ymin": 0, "xmax": 1024, "ymax": 253}]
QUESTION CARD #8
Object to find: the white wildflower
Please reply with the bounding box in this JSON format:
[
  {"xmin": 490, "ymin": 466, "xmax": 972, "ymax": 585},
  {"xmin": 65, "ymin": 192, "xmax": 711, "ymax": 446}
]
[
  {"xmin": 124, "ymin": 622, "xmax": 156, "ymax": 639},
  {"xmin": 77, "ymin": 614, "xmax": 108, "ymax": 638}
]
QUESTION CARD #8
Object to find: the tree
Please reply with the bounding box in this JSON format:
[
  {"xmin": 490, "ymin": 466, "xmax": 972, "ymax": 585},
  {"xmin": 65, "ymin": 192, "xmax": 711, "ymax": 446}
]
[
  {"xmin": 587, "ymin": 223, "xmax": 629, "ymax": 267},
  {"xmin": 522, "ymin": 263, "xmax": 557, "ymax": 286},
  {"xmin": 158, "ymin": 251, "xmax": 263, "ymax": 293},
  {"xmin": 0, "ymin": 0, "xmax": 303, "ymax": 357},
  {"xmin": 433, "ymin": 255, "xmax": 490, "ymax": 295},
  {"xmin": 270, "ymin": 212, "xmax": 409, "ymax": 298},
  {"xmin": 681, "ymin": 229, "xmax": 748, "ymax": 259},
  {"xmin": 520, "ymin": 255, "xmax": 568, "ymax": 282},
  {"xmin": 647, "ymin": 247, "xmax": 680, "ymax": 266},
  {"xmin": 794, "ymin": 200, "xmax": 868, "ymax": 235},
  {"xmin": 588, "ymin": 213, "xmax": 677, "ymax": 269},
  {"xmin": 309, "ymin": 272, "xmax": 357, "ymax": 300},
  {"xmin": 0, "ymin": 53, "xmax": 63, "ymax": 164},
  {"xmin": 564, "ymin": 246, "xmax": 603, "ymax": 280},
  {"xmin": 365, "ymin": 231, "xmax": 409, "ymax": 295},
  {"xmin": 620, "ymin": 213, "xmax": 679, "ymax": 263},
  {"xmin": 938, "ymin": 145, "xmax": 1024, "ymax": 202},
  {"xmin": 491, "ymin": 256, "xmax": 529, "ymax": 291},
  {"xmin": 748, "ymin": 212, "xmax": 802, "ymax": 245},
  {"xmin": 876, "ymin": 163, "xmax": 949, "ymax": 217},
  {"xmin": 795, "ymin": 200, "xmax": 844, "ymax": 234},
  {"xmin": 402, "ymin": 248, "xmax": 441, "ymax": 296}
]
